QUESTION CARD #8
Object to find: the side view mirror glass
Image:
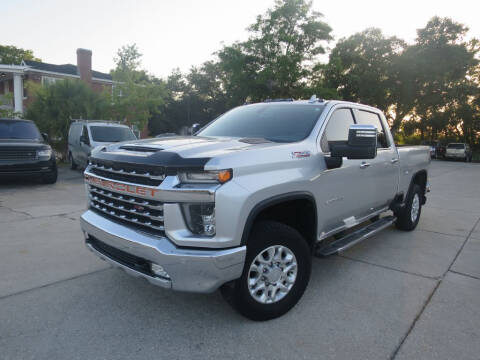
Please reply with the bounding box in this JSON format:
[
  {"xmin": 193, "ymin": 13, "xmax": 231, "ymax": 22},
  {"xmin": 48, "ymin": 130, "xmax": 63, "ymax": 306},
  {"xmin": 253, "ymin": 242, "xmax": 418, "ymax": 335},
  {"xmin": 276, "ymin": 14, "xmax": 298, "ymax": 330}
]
[
  {"xmin": 330, "ymin": 124, "xmax": 377, "ymax": 160},
  {"xmin": 41, "ymin": 132, "xmax": 49, "ymax": 143}
]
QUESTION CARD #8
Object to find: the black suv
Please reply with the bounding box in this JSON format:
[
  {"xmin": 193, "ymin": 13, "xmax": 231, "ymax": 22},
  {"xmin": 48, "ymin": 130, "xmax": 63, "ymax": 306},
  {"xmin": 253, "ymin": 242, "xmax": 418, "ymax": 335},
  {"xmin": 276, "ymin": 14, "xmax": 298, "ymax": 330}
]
[{"xmin": 0, "ymin": 118, "xmax": 57, "ymax": 184}]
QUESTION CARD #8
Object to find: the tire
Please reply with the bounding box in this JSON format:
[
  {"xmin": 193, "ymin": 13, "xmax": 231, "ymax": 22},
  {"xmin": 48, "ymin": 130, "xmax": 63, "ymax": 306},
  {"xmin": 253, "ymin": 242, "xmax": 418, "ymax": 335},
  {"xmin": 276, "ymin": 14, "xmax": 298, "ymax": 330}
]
[
  {"xmin": 221, "ymin": 220, "xmax": 311, "ymax": 321},
  {"xmin": 395, "ymin": 184, "xmax": 422, "ymax": 231},
  {"xmin": 42, "ymin": 167, "xmax": 58, "ymax": 184},
  {"xmin": 70, "ymin": 152, "xmax": 77, "ymax": 170}
]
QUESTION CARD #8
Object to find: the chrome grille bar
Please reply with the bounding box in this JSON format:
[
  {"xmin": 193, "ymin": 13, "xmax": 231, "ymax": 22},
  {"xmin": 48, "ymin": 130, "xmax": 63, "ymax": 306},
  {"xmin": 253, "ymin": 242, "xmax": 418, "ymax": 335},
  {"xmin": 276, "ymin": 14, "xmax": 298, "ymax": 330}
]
[
  {"xmin": 89, "ymin": 186, "xmax": 164, "ymax": 210},
  {"xmin": 90, "ymin": 201, "xmax": 165, "ymax": 232},
  {"xmin": 89, "ymin": 163, "xmax": 165, "ymax": 181},
  {"xmin": 89, "ymin": 193, "xmax": 164, "ymax": 222}
]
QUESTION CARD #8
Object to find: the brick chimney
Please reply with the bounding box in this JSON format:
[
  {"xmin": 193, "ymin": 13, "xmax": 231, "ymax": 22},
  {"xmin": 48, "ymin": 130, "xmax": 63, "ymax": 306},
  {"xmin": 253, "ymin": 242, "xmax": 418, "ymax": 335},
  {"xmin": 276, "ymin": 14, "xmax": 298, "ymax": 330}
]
[{"xmin": 76, "ymin": 48, "xmax": 92, "ymax": 84}]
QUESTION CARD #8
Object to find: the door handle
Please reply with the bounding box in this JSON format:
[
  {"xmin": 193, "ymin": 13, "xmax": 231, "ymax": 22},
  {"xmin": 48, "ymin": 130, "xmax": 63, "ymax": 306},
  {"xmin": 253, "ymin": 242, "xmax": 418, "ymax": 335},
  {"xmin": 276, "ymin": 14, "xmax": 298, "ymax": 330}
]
[
  {"xmin": 360, "ymin": 162, "xmax": 370, "ymax": 169},
  {"xmin": 391, "ymin": 158, "xmax": 399, "ymax": 164}
]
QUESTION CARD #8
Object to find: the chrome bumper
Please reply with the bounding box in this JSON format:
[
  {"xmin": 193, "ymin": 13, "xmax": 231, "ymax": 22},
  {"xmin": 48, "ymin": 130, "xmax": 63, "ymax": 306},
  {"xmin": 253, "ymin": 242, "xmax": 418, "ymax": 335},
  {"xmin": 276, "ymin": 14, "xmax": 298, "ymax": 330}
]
[{"xmin": 80, "ymin": 210, "xmax": 246, "ymax": 293}]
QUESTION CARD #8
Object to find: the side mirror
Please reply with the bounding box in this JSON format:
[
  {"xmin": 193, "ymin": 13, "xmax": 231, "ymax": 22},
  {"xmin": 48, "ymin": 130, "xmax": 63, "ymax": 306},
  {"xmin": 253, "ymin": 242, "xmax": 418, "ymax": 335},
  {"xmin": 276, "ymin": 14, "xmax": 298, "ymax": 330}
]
[
  {"xmin": 330, "ymin": 124, "xmax": 377, "ymax": 160},
  {"xmin": 42, "ymin": 133, "xmax": 49, "ymax": 143}
]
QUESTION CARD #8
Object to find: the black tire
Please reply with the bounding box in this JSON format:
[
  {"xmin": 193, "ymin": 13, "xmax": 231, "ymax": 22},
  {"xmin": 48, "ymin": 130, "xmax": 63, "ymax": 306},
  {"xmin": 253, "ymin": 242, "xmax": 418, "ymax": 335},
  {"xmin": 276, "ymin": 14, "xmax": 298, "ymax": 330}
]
[
  {"xmin": 69, "ymin": 153, "xmax": 77, "ymax": 170},
  {"xmin": 221, "ymin": 220, "xmax": 311, "ymax": 321},
  {"xmin": 395, "ymin": 184, "xmax": 422, "ymax": 231},
  {"xmin": 42, "ymin": 168, "xmax": 58, "ymax": 184}
]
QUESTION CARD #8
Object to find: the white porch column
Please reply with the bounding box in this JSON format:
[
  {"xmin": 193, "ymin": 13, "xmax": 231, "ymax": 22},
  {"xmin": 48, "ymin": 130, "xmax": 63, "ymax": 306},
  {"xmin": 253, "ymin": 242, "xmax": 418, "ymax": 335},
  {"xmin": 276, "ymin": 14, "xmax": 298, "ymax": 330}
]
[{"xmin": 13, "ymin": 73, "xmax": 24, "ymax": 115}]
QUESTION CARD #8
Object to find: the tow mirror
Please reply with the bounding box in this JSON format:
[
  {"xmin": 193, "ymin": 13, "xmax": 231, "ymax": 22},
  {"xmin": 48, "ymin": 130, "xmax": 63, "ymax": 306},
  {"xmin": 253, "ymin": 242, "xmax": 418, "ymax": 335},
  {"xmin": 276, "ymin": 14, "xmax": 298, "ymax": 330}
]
[{"xmin": 330, "ymin": 124, "xmax": 377, "ymax": 160}]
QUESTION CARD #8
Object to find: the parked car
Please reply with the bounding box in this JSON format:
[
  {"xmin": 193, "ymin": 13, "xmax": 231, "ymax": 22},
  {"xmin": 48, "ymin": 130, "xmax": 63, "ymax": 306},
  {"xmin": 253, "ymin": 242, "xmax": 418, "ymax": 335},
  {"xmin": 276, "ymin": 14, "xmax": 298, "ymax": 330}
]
[
  {"xmin": 0, "ymin": 118, "xmax": 57, "ymax": 183},
  {"xmin": 421, "ymin": 140, "xmax": 445, "ymax": 159},
  {"xmin": 79, "ymin": 98, "xmax": 430, "ymax": 320},
  {"xmin": 445, "ymin": 143, "xmax": 472, "ymax": 162},
  {"xmin": 68, "ymin": 120, "xmax": 137, "ymax": 169}
]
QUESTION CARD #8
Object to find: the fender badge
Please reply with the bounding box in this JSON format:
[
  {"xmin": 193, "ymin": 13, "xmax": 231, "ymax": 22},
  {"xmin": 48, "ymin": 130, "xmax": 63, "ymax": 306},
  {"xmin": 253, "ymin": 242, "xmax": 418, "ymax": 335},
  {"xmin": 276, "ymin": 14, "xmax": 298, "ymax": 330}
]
[{"xmin": 291, "ymin": 151, "xmax": 311, "ymax": 159}]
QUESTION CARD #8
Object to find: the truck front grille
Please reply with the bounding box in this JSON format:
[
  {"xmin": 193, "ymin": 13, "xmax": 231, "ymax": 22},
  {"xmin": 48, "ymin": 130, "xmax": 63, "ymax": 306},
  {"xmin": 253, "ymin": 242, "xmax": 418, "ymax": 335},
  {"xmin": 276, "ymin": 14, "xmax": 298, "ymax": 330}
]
[
  {"xmin": 0, "ymin": 148, "xmax": 37, "ymax": 161},
  {"xmin": 88, "ymin": 185, "xmax": 165, "ymax": 234},
  {"xmin": 89, "ymin": 160, "xmax": 165, "ymax": 186}
]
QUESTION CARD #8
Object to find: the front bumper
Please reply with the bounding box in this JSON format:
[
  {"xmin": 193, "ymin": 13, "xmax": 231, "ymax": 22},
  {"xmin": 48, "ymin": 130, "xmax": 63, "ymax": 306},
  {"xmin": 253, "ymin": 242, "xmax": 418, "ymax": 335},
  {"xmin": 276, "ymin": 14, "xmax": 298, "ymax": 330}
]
[
  {"xmin": 80, "ymin": 210, "xmax": 246, "ymax": 293},
  {"xmin": 0, "ymin": 158, "xmax": 56, "ymax": 176},
  {"xmin": 445, "ymin": 152, "xmax": 466, "ymax": 158}
]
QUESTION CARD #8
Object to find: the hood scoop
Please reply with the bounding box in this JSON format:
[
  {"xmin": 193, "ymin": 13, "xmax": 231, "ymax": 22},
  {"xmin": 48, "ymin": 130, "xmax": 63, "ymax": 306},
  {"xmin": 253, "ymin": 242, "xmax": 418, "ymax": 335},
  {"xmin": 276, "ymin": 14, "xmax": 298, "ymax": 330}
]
[
  {"xmin": 238, "ymin": 137, "xmax": 273, "ymax": 144},
  {"xmin": 119, "ymin": 145, "xmax": 163, "ymax": 153}
]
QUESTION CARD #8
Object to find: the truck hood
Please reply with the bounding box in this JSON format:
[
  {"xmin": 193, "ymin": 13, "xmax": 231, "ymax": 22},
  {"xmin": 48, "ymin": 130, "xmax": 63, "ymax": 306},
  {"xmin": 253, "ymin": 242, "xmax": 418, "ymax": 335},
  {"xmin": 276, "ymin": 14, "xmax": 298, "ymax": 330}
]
[
  {"xmin": 0, "ymin": 139, "xmax": 49, "ymax": 149},
  {"xmin": 90, "ymin": 135, "xmax": 286, "ymax": 170}
]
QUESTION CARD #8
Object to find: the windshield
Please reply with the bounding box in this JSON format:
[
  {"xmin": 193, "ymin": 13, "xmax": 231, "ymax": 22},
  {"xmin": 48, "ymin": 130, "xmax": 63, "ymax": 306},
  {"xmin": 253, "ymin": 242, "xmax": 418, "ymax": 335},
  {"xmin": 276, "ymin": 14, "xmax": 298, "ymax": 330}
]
[
  {"xmin": 0, "ymin": 120, "xmax": 42, "ymax": 140},
  {"xmin": 197, "ymin": 103, "xmax": 325, "ymax": 143},
  {"xmin": 447, "ymin": 143, "xmax": 465, "ymax": 149},
  {"xmin": 90, "ymin": 126, "xmax": 136, "ymax": 142}
]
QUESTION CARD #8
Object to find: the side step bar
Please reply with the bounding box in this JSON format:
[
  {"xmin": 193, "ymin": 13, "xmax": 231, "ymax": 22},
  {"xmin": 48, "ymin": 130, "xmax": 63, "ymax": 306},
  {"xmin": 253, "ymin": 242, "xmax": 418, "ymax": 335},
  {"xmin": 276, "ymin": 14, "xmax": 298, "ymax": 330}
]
[{"xmin": 315, "ymin": 215, "xmax": 396, "ymax": 257}]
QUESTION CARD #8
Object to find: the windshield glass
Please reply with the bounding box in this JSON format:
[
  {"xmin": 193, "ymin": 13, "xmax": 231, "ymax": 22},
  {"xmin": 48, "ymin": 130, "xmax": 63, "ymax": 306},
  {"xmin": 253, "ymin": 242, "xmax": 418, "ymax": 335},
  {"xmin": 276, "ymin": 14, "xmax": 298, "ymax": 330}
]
[
  {"xmin": 90, "ymin": 126, "xmax": 136, "ymax": 142},
  {"xmin": 197, "ymin": 103, "xmax": 325, "ymax": 142},
  {"xmin": 447, "ymin": 143, "xmax": 465, "ymax": 149},
  {"xmin": 0, "ymin": 120, "xmax": 42, "ymax": 140}
]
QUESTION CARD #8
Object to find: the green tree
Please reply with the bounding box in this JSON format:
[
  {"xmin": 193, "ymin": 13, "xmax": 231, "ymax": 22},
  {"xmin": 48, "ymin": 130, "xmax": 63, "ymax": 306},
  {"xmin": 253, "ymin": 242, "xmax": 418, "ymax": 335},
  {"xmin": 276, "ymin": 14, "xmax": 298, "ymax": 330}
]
[
  {"xmin": 25, "ymin": 79, "xmax": 110, "ymax": 156},
  {"xmin": 111, "ymin": 44, "xmax": 167, "ymax": 133},
  {"xmin": 217, "ymin": 0, "xmax": 332, "ymax": 101},
  {"xmin": 323, "ymin": 28, "xmax": 406, "ymax": 127},
  {"xmin": 0, "ymin": 45, "xmax": 41, "ymax": 64},
  {"xmin": 407, "ymin": 17, "xmax": 479, "ymax": 140}
]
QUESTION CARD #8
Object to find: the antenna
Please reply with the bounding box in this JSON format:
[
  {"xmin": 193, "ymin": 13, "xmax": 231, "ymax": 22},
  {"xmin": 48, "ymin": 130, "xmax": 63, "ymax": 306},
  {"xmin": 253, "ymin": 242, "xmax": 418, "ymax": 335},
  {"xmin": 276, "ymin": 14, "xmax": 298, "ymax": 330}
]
[{"xmin": 308, "ymin": 95, "xmax": 317, "ymax": 103}]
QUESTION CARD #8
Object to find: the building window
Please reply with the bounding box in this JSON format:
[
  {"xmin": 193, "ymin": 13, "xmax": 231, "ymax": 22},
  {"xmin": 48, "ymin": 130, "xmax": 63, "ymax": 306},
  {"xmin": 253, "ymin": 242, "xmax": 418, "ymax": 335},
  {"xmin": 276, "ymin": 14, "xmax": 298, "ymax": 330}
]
[{"xmin": 42, "ymin": 76, "xmax": 62, "ymax": 86}]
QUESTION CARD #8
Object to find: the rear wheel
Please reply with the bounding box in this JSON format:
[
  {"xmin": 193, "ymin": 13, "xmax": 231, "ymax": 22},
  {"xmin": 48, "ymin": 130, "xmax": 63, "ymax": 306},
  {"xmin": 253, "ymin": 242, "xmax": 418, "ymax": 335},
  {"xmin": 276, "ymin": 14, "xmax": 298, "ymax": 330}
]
[
  {"xmin": 221, "ymin": 221, "xmax": 311, "ymax": 321},
  {"xmin": 395, "ymin": 184, "xmax": 422, "ymax": 231}
]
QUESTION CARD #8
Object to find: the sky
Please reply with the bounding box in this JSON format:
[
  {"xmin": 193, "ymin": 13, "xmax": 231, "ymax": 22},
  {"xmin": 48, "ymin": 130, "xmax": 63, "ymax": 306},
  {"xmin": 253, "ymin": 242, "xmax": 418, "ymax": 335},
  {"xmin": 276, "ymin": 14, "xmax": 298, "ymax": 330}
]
[{"xmin": 2, "ymin": 0, "xmax": 480, "ymax": 78}]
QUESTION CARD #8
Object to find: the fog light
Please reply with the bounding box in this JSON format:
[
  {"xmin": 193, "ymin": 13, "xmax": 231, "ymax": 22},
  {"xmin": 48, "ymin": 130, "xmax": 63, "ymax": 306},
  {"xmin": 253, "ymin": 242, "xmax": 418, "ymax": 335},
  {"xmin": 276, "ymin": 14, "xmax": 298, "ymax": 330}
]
[
  {"xmin": 181, "ymin": 203, "xmax": 216, "ymax": 236},
  {"xmin": 151, "ymin": 263, "xmax": 170, "ymax": 279}
]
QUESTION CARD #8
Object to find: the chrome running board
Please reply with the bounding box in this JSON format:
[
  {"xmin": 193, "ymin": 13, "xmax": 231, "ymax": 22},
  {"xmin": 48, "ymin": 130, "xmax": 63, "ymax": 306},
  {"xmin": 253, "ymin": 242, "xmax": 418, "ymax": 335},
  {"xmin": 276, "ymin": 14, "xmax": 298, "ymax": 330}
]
[{"xmin": 315, "ymin": 216, "xmax": 396, "ymax": 256}]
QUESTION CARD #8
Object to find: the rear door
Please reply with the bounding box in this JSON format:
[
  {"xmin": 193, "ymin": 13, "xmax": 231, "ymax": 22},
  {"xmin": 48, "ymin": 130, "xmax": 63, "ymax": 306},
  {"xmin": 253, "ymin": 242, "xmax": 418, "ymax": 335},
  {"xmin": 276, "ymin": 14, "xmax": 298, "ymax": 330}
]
[{"xmin": 352, "ymin": 108, "xmax": 399, "ymax": 211}]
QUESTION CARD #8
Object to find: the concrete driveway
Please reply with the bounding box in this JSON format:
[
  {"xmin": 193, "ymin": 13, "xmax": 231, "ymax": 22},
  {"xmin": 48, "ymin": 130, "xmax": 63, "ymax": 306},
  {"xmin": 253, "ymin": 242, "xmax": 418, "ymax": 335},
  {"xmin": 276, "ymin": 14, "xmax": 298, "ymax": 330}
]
[{"xmin": 1, "ymin": 161, "xmax": 479, "ymax": 360}]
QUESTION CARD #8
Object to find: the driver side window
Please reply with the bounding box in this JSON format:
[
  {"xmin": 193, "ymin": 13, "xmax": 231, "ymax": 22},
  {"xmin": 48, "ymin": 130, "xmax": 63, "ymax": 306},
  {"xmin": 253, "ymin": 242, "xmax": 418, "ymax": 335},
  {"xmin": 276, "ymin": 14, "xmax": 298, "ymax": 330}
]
[{"xmin": 320, "ymin": 108, "xmax": 354, "ymax": 152}]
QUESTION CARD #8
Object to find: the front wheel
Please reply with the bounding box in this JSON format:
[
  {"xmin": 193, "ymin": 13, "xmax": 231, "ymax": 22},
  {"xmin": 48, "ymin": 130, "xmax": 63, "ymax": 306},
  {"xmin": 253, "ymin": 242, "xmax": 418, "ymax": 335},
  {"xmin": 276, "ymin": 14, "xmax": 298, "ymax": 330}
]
[
  {"xmin": 42, "ymin": 167, "xmax": 58, "ymax": 184},
  {"xmin": 395, "ymin": 184, "xmax": 422, "ymax": 231},
  {"xmin": 221, "ymin": 221, "xmax": 311, "ymax": 321}
]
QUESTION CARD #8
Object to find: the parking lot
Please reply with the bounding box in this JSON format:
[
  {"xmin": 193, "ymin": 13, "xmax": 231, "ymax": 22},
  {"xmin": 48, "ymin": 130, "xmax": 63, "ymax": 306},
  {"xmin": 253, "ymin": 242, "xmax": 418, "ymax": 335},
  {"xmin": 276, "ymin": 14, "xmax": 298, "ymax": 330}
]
[{"xmin": 1, "ymin": 160, "xmax": 479, "ymax": 360}]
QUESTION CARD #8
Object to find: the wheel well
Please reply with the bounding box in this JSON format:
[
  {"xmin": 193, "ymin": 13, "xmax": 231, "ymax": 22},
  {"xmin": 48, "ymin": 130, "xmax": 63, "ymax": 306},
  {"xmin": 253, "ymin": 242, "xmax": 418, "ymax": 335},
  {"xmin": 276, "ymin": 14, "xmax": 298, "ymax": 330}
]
[
  {"xmin": 412, "ymin": 170, "xmax": 427, "ymax": 195},
  {"xmin": 242, "ymin": 195, "xmax": 317, "ymax": 250}
]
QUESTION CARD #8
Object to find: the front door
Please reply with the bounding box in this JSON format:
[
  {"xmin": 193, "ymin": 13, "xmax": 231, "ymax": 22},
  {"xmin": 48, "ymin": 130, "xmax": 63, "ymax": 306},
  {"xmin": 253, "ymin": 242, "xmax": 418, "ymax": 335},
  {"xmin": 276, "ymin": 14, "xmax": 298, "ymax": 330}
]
[
  {"xmin": 313, "ymin": 107, "xmax": 374, "ymax": 237},
  {"xmin": 79, "ymin": 125, "xmax": 91, "ymax": 167}
]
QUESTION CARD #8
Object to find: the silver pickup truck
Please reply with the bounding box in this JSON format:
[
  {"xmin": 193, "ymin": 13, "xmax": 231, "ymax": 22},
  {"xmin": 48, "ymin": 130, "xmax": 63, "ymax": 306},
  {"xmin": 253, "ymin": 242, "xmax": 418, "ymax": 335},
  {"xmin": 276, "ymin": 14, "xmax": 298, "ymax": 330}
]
[{"xmin": 80, "ymin": 98, "xmax": 430, "ymax": 320}]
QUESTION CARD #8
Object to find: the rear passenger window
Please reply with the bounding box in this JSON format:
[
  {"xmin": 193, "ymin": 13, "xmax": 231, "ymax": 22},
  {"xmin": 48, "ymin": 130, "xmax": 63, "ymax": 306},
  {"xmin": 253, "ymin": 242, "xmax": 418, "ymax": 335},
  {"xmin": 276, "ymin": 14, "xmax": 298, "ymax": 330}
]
[
  {"xmin": 355, "ymin": 110, "xmax": 389, "ymax": 148},
  {"xmin": 321, "ymin": 108, "xmax": 354, "ymax": 152}
]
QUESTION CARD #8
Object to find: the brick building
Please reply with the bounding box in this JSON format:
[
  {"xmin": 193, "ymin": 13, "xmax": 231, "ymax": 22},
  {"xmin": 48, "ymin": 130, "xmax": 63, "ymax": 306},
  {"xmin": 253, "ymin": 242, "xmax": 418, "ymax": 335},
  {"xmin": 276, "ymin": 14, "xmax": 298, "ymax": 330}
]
[{"xmin": 0, "ymin": 48, "xmax": 113, "ymax": 115}]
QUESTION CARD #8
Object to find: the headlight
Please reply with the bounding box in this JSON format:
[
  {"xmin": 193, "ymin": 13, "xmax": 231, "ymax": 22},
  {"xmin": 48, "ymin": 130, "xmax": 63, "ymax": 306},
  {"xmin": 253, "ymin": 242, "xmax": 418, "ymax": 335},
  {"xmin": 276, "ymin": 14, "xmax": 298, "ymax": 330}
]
[
  {"xmin": 37, "ymin": 148, "xmax": 52, "ymax": 159},
  {"xmin": 181, "ymin": 203, "xmax": 216, "ymax": 236},
  {"xmin": 178, "ymin": 169, "xmax": 232, "ymax": 184}
]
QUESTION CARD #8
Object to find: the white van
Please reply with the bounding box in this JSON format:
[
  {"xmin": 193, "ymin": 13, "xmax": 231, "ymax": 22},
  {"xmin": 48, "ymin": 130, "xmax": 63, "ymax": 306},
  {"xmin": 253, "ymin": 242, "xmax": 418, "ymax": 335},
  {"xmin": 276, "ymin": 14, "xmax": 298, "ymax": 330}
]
[{"xmin": 68, "ymin": 120, "xmax": 137, "ymax": 169}]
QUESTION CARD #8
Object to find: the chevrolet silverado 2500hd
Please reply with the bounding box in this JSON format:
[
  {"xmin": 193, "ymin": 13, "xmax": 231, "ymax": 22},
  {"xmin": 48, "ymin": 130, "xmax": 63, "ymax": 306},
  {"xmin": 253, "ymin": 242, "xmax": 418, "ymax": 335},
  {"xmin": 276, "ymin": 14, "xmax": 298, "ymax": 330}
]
[{"xmin": 80, "ymin": 98, "xmax": 430, "ymax": 320}]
